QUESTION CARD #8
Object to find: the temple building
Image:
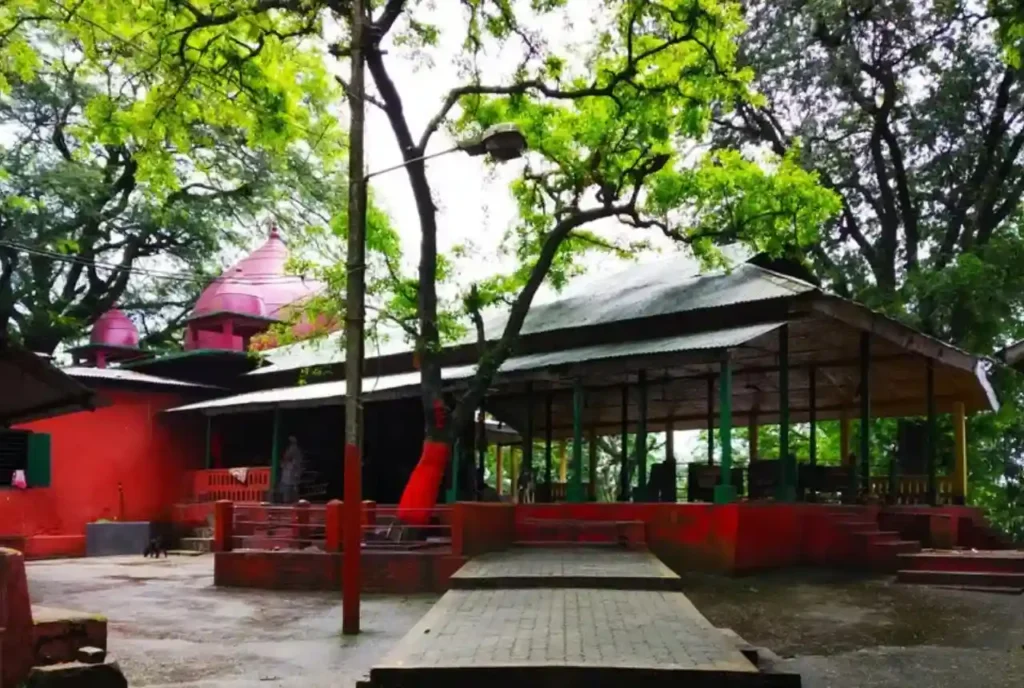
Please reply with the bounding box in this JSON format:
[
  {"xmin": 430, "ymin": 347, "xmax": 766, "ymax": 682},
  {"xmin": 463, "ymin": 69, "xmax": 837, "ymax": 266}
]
[{"xmin": 0, "ymin": 229, "xmax": 1011, "ymax": 558}]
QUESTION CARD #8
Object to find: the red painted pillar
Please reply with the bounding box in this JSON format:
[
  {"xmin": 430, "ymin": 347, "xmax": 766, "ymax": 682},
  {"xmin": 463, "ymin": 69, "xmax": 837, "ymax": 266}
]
[
  {"xmin": 325, "ymin": 500, "xmax": 343, "ymax": 552},
  {"xmin": 362, "ymin": 500, "xmax": 377, "ymax": 530},
  {"xmin": 213, "ymin": 500, "xmax": 233, "ymax": 553},
  {"xmin": 1, "ymin": 548, "xmax": 34, "ymax": 688},
  {"xmin": 343, "ymin": 444, "xmax": 361, "ymax": 633},
  {"xmin": 294, "ymin": 500, "xmax": 310, "ymax": 545},
  {"xmin": 451, "ymin": 502, "xmax": 465, "ymax": 557}
]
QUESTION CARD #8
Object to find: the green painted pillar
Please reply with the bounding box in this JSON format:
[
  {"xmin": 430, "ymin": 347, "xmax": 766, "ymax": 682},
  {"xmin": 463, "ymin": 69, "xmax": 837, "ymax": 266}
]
[
  {"xmin": 447, "ymin": 439, "xmax": 461, "ymax": 504},
  {"xmin": 776, "ymin": 325, "xmax": 795, "ymax": 502},
  {"xmin": 570, "ymin": 378, "xmax": 585, "ymax": 503},
  {"xmin": 523, "ymin": 383, "xmax": 534, "ymax": 499},
  {"xmin": 204, "ymin": 415, "xmax": 212, "ymax": 469},
  {"xmin": 808, "ymin": 366, "xmax": 817, "ymax": 466},
  {"xmin": 859, "ymin": 332, "xmax": 872, "ymax": 497},
  {"xmin": 544, "ymin": 391, "xmax": 554, "ymax": 502},
  {"xmin": 706, "ymin": 375, "xmax": 715, "ymax": 465},
  {"xmin": 636, "ymin": 370, "xmax": 648, "ymax": 498},
  {"xmin": 477, "ymin": 399, "xmax": 486, "ymax": 483},
  {"xmin": 619, "ymin": 384, "xmax": 630, "ymax": 502},
  {"xmin": 270, "ymin": 409, "xmax": 281, "ymax": 498},
  {"xmin": 926, "ymin": 359, "xmax": 937, "ymax": 505},
  {"xmin": 714, "ymin": 358, "xmax": 736, "ymax": 503}
]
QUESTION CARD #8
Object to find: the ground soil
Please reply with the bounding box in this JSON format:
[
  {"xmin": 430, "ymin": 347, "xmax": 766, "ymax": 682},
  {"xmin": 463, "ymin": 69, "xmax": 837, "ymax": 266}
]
[
  {"xmin": 681, "ymin": 568, "xmax": 1024, "ymax": 688},
  {"xmin": 24, "ymin": 557, "xmax": 1024, "ymax": 687}
]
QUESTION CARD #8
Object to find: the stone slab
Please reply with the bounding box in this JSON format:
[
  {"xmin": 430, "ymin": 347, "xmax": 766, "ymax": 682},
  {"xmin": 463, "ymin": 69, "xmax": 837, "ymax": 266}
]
[
  {"xmin": 450, "ymin": 547, "xmax": 683, "ymax": 591},
  {"xmin": 85, "ymin": 522, "xmax": 169, "ymax": 557},
  {"xmin": 370, "ymin": 588, "xmax": 799, "ymax": 687}
]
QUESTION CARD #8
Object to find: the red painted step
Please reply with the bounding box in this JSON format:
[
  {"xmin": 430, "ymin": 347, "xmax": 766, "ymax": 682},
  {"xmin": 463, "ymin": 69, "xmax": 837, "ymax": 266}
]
[
  {"xmin": 867, "ymin": 540, "xmax": 922, "ymax": 571},
  {"xmin": 897, "ymin": 569, "xmax": 1024, "ymax": 591},
  {"xmin": 833, "ymin": 519, "xmax": 878, "ymax": 530},
  {"xmin": 850, "ymin": 530, "xmax": 901, "ymax": 544},
  {"xmin": 898, "ymin": 550, "xmax": 1024, "ymax": 574}
]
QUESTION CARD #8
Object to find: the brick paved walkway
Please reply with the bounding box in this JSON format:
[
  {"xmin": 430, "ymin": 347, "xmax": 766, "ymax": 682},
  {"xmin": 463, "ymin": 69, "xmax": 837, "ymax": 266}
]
[
  {"xmin": 450, "ymin": 547, "xmax": 682, "ymax": 590},
  {"xmin": 365, "ymin": 548, "xmax": 800, "ymax": 688}
]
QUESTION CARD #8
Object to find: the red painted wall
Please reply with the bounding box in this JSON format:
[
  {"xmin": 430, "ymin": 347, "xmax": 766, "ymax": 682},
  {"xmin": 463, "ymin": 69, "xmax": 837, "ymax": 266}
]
[
  {"xmin": 1, "ymin": 387, "xmax": 203, "ymax": 555},
  {"xmin": 214, "ymin": 549, "xmax": 464, "ymax": 593}
]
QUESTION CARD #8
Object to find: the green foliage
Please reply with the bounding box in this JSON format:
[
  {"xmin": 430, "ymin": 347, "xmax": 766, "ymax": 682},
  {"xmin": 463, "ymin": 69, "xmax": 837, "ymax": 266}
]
[
  {"xmin": 711, "ymin": 1, "xmax": 1024, "ymax": 538},
  {"xmin": 0, "ymin": 0, "xmax": 360, "ymax": 352}
]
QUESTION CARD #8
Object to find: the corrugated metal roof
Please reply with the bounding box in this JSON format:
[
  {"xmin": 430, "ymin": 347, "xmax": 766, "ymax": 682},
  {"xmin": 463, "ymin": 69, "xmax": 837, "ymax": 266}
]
[
  {"xmin": 167, "ymin": 322, "xmax": 783, "ymax": 415},
  {"xmin": 2, "ymin": 346, "xmax": 97, "ymax": 425},
  {"xmin": 245, "ymin": 255, "xmax": 812, "ymax": 377},
  {"xmin": 63, "ymin": 367, "xmax": 213, "ymax": 388},
  {"xmin": 472, "ymin": 259, "xmax": 810, "ymax": 343}
]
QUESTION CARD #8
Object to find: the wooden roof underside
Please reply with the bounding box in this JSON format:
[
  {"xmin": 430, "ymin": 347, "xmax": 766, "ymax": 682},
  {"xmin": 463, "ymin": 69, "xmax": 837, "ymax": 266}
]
[{"xmin": 480, "ymin": 299, "xmax": 995, "ymax": 440}]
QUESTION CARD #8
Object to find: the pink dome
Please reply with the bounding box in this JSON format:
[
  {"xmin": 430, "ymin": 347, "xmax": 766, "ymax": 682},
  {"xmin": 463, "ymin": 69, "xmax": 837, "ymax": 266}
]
[
  {"xmin": 192, "ymin": 224, "xmax": 322, "ymax": 320},
  {"xmin": 90, "ymin": 309, "xmax": 139, "ymax": 348},
  {"xmin": 201, "ymin": 269, "xmax": 268, "ymax": 317}
]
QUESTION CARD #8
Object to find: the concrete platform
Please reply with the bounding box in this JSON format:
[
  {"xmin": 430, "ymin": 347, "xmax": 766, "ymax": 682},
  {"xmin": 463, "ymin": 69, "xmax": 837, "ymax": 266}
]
[
  {"xmin": 367, "ymin": 548, "xmax": 800, "ymax": 687},
  {"xmin": 368, "ymin": 588, "xmax": 797, "ymax": 687},
  {"xmin": 450, "ymin": 547, "xmax": 683, "ymax": 591}
]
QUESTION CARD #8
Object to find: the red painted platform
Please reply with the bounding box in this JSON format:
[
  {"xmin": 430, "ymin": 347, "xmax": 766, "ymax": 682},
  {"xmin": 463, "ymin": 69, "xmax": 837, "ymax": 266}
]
[{"xmin": 897, "ymin": 549, "xmax": 1024, "ymax": 593}]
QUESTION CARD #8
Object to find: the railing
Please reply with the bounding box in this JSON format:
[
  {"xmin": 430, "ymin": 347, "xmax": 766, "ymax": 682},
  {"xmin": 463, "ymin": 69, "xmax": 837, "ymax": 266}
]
[
  {"xmin": 213, "ymin": 501, "xmax": 452, "ymax": 552},
  {"xmin": 190, "ymin": 468, "xmax": 270, "ymax": 503},
  {"xmin": 364, "ymin": 506, "xmax": 452, "ymax": 548},
  {"xmin": 230, "ymin": 502, "xmax": 327, "ymax": 551},
  {"xmin": 548, "ymin": 482, "xmax": 592, "ymax": 502},
  {"xmin": 869, "ymin": 475, "xmax": 955, "ymax": 504}
]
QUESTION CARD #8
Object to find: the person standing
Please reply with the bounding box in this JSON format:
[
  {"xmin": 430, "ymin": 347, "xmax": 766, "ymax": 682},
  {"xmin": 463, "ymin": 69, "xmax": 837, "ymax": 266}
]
[{"xmin": 279, "ymin": 436, "xmax": 304, "ymax": 504}]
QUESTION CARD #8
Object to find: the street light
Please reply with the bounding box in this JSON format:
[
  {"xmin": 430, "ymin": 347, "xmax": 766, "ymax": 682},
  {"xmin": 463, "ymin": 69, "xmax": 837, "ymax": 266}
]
[
  {"xmin": 342, "ymin": 113, "xmax": 526, "ymax": 636},
  {"xmin": 364, "ymin": 124, "xmax": 528, "ymax": 180}
]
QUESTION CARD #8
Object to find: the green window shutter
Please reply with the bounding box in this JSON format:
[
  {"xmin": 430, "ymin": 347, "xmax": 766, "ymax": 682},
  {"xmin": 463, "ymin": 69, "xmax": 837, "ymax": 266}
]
[{"xmin": 26, "ymin": 432, "xmax": 51, "ymax": 488}]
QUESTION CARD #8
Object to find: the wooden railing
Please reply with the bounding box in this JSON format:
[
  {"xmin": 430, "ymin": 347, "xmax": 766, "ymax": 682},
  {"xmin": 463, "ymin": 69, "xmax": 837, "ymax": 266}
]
[
  {"xmin": 868, "ymin": 475, "xmax": 955, "ymax": 504},
  {"xmin": 190, "ymin": 468, "xmax": 271, "ymax": 503}
]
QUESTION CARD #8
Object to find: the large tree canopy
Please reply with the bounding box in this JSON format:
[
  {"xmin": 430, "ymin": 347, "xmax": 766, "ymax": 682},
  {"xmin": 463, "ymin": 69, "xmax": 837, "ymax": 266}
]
[
  {"xmin": 0, "ymin": 0, "xmax": 356, "ymax": 353},
  {"xmin": 333, "ymin": 0, "xmax": 840, "ymax": 446},
  {"xmin": 713, "ymin": 0, "xmax": 1024, "ymax": 352}
]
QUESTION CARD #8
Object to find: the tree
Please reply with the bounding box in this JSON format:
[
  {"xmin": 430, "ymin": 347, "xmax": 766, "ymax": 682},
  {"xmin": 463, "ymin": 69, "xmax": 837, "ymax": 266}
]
[
  {"xmin": 0, "ymin": 1, "xmax": 354, "ymax": 353},
  {"xmin": 337, "ymin": 0, "xmax": 839, "ymax": 475},
  {"xmin": 34, "ymin": 2, "xmax": 838, "ymax": 505},
  {"xmin": 709, "ymin": 1, "xmax": 1024, "ymax": 539},
  {"xmin": 712, "ymin": 0, "xmax": 1024, "ymax": 352}
]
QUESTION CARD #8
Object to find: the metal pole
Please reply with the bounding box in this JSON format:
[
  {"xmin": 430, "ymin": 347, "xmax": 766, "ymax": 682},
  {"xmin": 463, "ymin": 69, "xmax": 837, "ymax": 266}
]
[
  {"xmin": 544, "ymin": 392, "xmax": 553, "ymax": 502},
  {"xmin": 666, "ymin": 417, "xmax": 676, "ymax": 503},
  {"xmin": 636, "ymin": 370, "xmax": 648, "ymax": 497},
  {"xmin": 523, "ymin": 383, "xmax": 534, "ymax": 502},
  {"xmin": 777, "ymin": 325, "xmax": 793, "ymax": 501},
  {"xmin": 270, "ymin": 409, "xmax": 280, "ymax": 498},
  {"xmin": 619, "ymin": 384, "xmax": 629, "ymax": 502},
  {"xmin": 706, "ymin": 375, "xmax": 715, "ymax": 465},
  {"xmin": 204, "ymin": 415, "xmax": 212, "ymax": 469},
  {"xmin": 714, "ymin": 357, "xmax": 735, "ymax": 503},
  {"xmin": 859, "ymin": 333, "xmax": 872, "ymax": 498},
  {"xmin": 570, "ymin": 378, "xmax": 585, "ymax": 503},
  {"xmin": 926, "ymin": 359, "xmax": 937, "ymax": 505},
  {"xmin": 477, "ymin": 400, "xmax": 486, "ymax": 487},
  {"xmin": 342, "ymin": 0, "xmax": 366, "ymax": 636},
  {"xmin": 809, "ymin": 366, "xmax": 817, "ymax": 466}
]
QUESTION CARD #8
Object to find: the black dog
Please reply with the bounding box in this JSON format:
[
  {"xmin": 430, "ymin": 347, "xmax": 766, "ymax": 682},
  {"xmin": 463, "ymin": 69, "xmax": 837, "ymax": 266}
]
[{"xmin": 143, "ymin": 537, "xmax": 167, "ymax": 558}]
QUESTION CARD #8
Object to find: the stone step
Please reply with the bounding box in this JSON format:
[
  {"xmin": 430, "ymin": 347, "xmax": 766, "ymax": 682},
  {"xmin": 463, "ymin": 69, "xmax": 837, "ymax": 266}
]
[
  {"xmin": 166, "ymin": 549, "xmax": 204, "ymax": 557},
  {"xmin": 897, "ymin": 569, "xmax": 1024, "ymax": 590},
  {"xmin": 897, "ymin": 550, "xmax": 1024, "ymax": 573},
  {"xmin": 179, "ymin": 537, "xmax": 212, "ymax": 553},
  {"xmin": 25, "ymin": 658, "xmax": 127, "ymax": 687}
]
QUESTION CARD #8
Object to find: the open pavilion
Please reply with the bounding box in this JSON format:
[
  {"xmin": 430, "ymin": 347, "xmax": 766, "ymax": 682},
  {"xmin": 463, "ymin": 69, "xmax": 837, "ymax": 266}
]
[{"xmin": 168, "ymin": 253, "xmax": 998, "ymax": 509}]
